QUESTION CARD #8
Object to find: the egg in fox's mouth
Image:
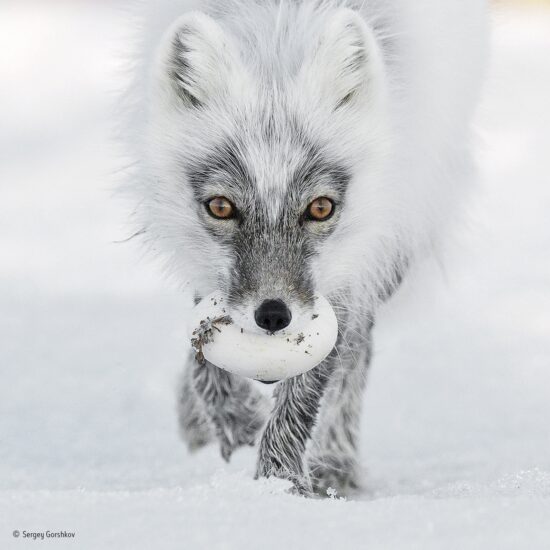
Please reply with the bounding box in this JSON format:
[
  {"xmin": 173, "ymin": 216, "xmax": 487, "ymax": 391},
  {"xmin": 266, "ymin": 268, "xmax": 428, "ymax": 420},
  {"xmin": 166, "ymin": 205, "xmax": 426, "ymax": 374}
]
[{"xmin": 188, "ymin": 292, "xmax": 338, "ymax": 381}]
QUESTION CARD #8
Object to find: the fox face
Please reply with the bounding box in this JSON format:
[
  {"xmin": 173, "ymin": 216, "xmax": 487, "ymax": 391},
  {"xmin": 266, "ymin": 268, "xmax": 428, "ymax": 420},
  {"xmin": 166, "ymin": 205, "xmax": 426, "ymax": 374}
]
[{"xmin": 146, "ymin": 6, "xmax": 389, "ymax": 332}]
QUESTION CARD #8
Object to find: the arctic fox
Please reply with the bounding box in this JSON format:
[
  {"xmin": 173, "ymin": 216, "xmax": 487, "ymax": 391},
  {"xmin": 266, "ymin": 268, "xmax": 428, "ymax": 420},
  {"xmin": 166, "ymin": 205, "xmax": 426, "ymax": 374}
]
[{"xmin": 128, "ymin": 0, "xmax": 487, "ymax": 495}]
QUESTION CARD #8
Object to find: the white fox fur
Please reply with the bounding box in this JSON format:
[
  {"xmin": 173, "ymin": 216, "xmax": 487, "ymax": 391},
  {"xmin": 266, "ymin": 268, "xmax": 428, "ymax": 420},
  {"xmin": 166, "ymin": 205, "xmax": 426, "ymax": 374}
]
[
  {"xmin": 123, "ymin": 0, "xmax": 488, "ymax": 494},
  {"xmin": 126, "ymin": 0, "xmax": 487, "ymax": 305}
]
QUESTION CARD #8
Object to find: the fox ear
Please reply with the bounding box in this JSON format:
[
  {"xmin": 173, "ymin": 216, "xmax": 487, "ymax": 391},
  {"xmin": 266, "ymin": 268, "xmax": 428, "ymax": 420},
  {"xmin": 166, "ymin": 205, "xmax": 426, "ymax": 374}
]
[
  {"xmin": 157, "ymin": 12, "xmax": 244, "ymax": 108},
  {"xmin": 303, "ymin": 9, "xmax": 386, "ymax": 111}
]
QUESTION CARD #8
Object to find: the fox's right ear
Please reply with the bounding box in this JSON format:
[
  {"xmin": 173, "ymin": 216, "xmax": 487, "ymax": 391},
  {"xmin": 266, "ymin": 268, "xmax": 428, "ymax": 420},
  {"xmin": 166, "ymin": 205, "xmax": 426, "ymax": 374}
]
[{"xmin": 156, "ymin": 12, "xmax": 245, "ymax": 109}]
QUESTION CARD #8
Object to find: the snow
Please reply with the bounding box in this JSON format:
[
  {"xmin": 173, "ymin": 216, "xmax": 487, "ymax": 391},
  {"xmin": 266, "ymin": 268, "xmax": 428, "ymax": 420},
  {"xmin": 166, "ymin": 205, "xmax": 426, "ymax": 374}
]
[{"xmin": 1, "ymin": 3, "xmax": 550, "ymax": 549}]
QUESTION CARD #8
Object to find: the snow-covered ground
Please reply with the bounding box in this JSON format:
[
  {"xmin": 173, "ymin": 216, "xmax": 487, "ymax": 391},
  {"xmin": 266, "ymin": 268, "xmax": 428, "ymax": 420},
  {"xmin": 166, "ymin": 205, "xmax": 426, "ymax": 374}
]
[{"xmin": 1, "ymin": 3, "xmax": 549, "ymax": 549}]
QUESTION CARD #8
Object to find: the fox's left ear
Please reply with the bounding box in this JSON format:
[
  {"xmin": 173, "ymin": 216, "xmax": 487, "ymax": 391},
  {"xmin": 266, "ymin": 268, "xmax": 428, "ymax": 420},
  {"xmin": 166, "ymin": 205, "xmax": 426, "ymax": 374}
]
[{"xmin": 301, "ymin": 9, "xmax": 386, "ymax": 111}]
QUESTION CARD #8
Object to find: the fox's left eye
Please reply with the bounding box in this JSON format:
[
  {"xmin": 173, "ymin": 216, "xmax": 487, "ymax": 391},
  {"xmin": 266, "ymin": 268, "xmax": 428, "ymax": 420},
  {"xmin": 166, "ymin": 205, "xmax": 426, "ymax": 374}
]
[{"xmin": 306, "ymin": 197, "xmax": 334, "ymax": 221}]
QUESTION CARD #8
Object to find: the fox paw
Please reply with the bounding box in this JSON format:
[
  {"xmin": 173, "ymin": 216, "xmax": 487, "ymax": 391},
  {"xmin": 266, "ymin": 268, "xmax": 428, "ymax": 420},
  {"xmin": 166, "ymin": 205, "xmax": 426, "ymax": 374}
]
[
  {"xmin": 308, "ymin": 456, "xmax": 361, "ymax": 497},
  {"xmin": 215, "ymin": 412, "xmax": 261, "ymax": 461},
  {"xmin": 255, "ymin": 436, "xmax": 312, "ymax": 495}
]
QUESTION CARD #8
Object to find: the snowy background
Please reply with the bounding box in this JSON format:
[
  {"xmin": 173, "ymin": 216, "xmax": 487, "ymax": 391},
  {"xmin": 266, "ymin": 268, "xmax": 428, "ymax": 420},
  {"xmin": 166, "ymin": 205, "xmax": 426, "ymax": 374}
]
[{"xmin": 1, "ymin": 1, "xmax": 549, "ymax": 548}]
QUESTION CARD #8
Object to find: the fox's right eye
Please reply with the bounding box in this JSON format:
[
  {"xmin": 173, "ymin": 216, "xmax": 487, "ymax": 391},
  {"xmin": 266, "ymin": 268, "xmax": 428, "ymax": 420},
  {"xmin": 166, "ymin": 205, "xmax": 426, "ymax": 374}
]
[{"xmin": 206, "ymin": 196, "xmax": 235, "ymax": 219}]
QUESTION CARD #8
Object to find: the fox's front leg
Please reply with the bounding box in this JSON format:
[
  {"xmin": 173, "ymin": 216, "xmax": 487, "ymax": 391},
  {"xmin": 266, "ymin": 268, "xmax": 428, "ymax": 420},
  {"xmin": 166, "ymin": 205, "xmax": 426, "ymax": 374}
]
[
  {"xmin": 255, "ymin": 360, "xmax": 333, "ymax": 493},
  {"xmin": 182, "ymin": 357, "xmax": 269, "ymax": 461}
]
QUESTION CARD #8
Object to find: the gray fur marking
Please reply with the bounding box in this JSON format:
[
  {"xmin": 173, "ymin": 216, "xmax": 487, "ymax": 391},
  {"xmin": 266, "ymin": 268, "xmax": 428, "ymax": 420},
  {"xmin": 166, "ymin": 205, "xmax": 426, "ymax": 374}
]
[{"xmin": 182, "ymin": 356, "xmax": 270, "ymax": 461}]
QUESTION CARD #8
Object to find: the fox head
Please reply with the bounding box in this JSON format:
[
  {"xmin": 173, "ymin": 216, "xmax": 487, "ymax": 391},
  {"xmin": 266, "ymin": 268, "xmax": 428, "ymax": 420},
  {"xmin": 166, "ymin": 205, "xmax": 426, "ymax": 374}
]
[{"xmin": 144, "ymin": 5, "xmax": 390, "ymax": 332}]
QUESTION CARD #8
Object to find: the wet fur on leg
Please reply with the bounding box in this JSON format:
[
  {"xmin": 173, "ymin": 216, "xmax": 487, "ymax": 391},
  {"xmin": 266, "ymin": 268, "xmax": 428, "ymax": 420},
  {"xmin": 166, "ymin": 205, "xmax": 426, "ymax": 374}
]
[
  {"xmin": 178, "ymin": 358, "xmax": 214, "ymax": 451},
  {"xmin": 179, "ymin": 356, "xmax": 270, "ymax": 461},
  {"xmin": 255, "ymin": 342, "xmax": 341, "ymax": 493},
  {"xmin": 254, "ymin": 320, "xmax": 373, "ymax": 496}
]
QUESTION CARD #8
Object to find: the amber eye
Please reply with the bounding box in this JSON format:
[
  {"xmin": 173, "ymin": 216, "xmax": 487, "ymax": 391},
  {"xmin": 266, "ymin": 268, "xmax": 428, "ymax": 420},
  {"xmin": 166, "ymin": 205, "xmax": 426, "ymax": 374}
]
[
  {"xmin": 306, "ymin": 197, "xmax": 334, "ymax": 221},
  {"xmin": 207, "ymin": 196, "xmax": 235, "ymax": 219}
]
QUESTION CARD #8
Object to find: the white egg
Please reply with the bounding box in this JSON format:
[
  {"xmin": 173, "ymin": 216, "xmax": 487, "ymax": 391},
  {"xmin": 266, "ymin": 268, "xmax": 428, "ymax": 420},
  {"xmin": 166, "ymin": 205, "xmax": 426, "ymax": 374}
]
[{"xmin": 187, "ymin": 292, "xmax": 338, "ymax": 381}]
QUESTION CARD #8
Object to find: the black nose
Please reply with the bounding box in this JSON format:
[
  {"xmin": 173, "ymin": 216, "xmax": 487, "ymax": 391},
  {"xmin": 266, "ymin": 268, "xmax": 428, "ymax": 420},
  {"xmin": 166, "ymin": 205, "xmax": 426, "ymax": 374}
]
[{"xmin": 254, "ymin": 299, "xmax": 292, "ymax": 332}]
